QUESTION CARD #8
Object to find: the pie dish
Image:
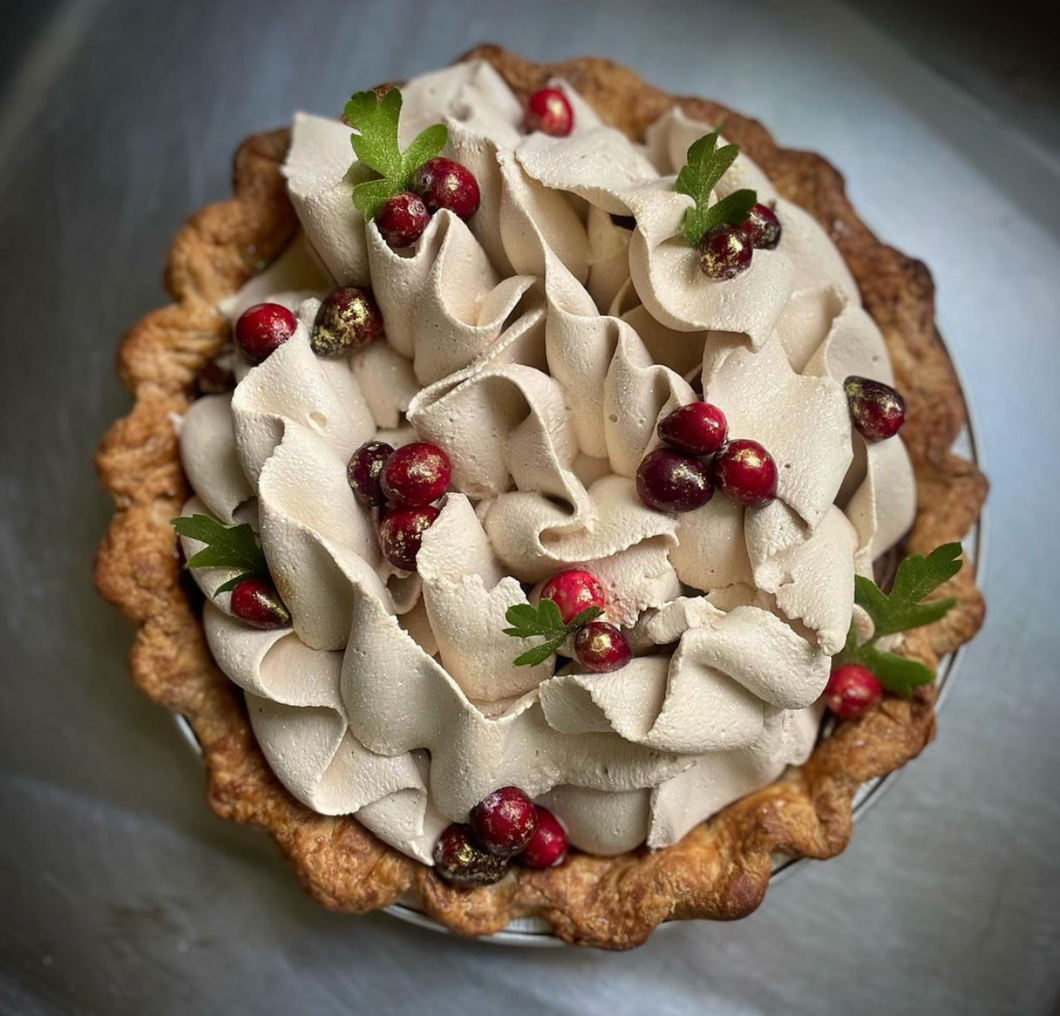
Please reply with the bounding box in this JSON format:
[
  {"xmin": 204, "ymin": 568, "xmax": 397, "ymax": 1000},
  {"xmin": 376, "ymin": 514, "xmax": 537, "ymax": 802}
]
[{"xmin": 95, "ymin": 45, "xmax": 987, "ymax": 949}]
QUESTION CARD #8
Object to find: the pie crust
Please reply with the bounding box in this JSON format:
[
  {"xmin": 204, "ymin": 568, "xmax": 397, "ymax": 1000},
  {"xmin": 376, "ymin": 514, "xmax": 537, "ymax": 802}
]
[{"xmin": 95, "ymin": 45, "xmax": 987, "ymax": 949}]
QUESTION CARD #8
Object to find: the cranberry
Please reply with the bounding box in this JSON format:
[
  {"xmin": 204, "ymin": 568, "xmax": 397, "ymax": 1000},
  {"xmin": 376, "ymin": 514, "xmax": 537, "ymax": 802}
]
[
  {"xmin": 432, "ymin": 824, "xmax": 509, "ymax": 886},
  {"xmin": 824, "ymin": 663, "xmax": 883, "ymax": 719},
  {"xmin": 844, "ymin": 376, "xmax": 906, "ymax": 443},
  {"xmin": 411, "ymin": 157, "xmax": 480, "ymax": 220},
  {"xmin": 740, "ymin": 202, "xmax": 782, "ymax": 250},
  {"xmin": 520, "ymin": 806, "xmax": 569, "ymax": 869},
  {"xmin": 230, "ymin": 577, "xmax": 290, "ymax": 629},
  {"xmin": 376, "ymin": 190, "xmax": 430, "ymax": 249},
  {"xmin": 657, "ymin": 401, "xmax": 728, "ymax": 456},
  {"xmin": 379, "ymin": 442, "xmax": 451, "ymax": 507},
  {"xmin": 234, "ymin": 303, "xmax": 297, "ymax": 365},
  {"xmin": 713, "ymin": 439, "xmax": 778, "ymax": 507},
  {"xmin": 347, "ymin": 440, "xmax": 394, "ymax": 508},
  {"xmin": 540, "ymin": 569, "xmax": 605, "ymax": 625},
  {"xmin": 574, "ymin": 621, "xmax": 631, "ymax": 673},
  {"xmin": 470, "ymin": 787, "xmax": 538, "ymax": 858},
  {"xmin": 378, "ymin": 505, "xmax": 439, "ymax": 571},
  {"xmin": 636, "ymin": 449, "xmax": 713, "ymax": 513},
  {"xmin": 310, "ymin": 286, "xmax": 382, "ymax": 358},
  {"xmin": 524, "ymin": 87, "xmax": 574, "ymax": 137},
  {"xmin": 699, "ymin": 223, "xmax": 753, "ymax": 280}
]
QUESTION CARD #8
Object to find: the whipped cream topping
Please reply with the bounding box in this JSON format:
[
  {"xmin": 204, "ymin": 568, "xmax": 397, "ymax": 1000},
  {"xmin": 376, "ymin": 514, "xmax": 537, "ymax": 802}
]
[{"xmin": 176, "ymin": 60, "xmax": 916, "ymax": 862}]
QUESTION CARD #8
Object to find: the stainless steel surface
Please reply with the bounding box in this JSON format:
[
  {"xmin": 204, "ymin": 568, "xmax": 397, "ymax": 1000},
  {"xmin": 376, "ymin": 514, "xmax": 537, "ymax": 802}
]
[{"xmin": 2, "ymin": 0, "xmax": 1059, "ymax": 1013}]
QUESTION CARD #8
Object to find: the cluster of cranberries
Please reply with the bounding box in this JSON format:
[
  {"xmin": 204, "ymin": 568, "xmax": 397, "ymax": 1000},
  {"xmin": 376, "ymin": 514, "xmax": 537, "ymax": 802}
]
[
  {"xmin": 347, "ymin": 439, "xmax": 451, "ymax": 571},
  {"xmin": 233, "ymin": 283, "xmax": 385, "ymax": 365},
  {"xmin": 542, "ymin": 569, "xmax": 631, "ymax": 673},
  {"xmin": 376, "ymin": 157, "xmax": 481, "ymax": 250},
  {"xmin": 636, "ymin": 400, "xmax": 778, "ymax": 514},
  {"xmin": 699, "ymin": 202, "xmax": 782, "ymax": 281},
  {"xmin": 433, "ymin": 786, "xmax": 569, "ymax": 886},
  {"xmin": 375, "ymin": 86, "xmax": 572, "ymax": 252}
]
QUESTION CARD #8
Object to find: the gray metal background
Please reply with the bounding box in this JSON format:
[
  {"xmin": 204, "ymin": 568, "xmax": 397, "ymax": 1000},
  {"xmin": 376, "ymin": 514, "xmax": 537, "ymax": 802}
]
[{"xmin": 2, "ymin": 0, "xmax": 1059, "ymax": 1013}]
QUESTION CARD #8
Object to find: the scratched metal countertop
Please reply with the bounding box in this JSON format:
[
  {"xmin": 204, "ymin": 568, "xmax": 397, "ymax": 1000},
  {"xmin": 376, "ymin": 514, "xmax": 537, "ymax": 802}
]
[{"xmin": 2, "ymin": 1, "xmax": 1059, "ymax": 1013}]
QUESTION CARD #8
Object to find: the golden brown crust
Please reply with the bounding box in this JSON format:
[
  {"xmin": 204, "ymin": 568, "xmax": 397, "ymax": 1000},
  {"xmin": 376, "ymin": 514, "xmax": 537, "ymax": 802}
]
[{"xmin": 95, "ymin": 46, "xmax": 987, "ymax": 949}]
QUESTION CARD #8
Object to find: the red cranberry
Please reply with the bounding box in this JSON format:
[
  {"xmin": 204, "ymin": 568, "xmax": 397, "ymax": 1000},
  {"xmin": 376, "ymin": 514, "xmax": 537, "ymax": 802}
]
[
  {"xmin": 470, "ymin": 787, "xmax": 538, "ymax": 858},
  {"xmin": 844, "ymin": 376, "xmax": 906, "ymax": 442},
  {"xmin": 699, "ymin": 223, "xmax": 753, "ymax": 280},
  {"xmin": 519, "ymin": 806, "xmax": 568, "ymax": 869},
  {"xmin": 347, "ymin": 440, "xmax": 394, "ymax": 508},
  {"xmin": 540, "ymin": 569, "xmax": 605, "ymax": 625},
  {"xmin": 657, "ymin": 401, "xmax": 728, "ymax": 456},
  {"xmin": 379, "ymin": 442, "xmax": 451, "ymax": 507},
  {"xmin": 378, "ymin": 505, "xmax": 439, "ymax": 571},
  {"xmin": 713, "ymin": 439, "xmax": 778, "ymax": 507},
  {"xmin": 432, "ymin": 824, "xmax": 509, "ymax": 886},
  {"xmin": 412, "ymin": 157, "xmax": 480, "ymax": 221},
  {"xmin": 524, "ymin": 87, "xmax": 574, "ymax": 137},
  {"xmin": 740, "ymin": 202, "xmax": 782, "ymax": 250},
  {"xmin": 824, "ymin": 663, "xmax": 883, "ymax": 719},
  {"xmin": 636, "ymin": 449, "xmax": 714, "ymax": 513},
  {"xmin": 574, "ymin": 621, "xmax": 631, "ymax": 673},
  {"xmin": 234, "ymin": 303, "xmax": 297, "ymax": 365},
  {"xmin": 230, "ymin": 577, "xmax": 290, "ymax": 629},
  {"xmin": 310, "ymin": 286, "xmax": 382, "ymax": 357},
  {"xmin": 376, "ymin": 190, "xmax": 430, "ymax": 249}
]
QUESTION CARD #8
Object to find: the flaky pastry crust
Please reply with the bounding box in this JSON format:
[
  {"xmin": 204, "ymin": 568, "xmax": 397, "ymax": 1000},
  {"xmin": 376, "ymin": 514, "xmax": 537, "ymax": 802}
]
[{"xmin": 95, "ymin": 46, "xmax": 987, "ymax": 949}]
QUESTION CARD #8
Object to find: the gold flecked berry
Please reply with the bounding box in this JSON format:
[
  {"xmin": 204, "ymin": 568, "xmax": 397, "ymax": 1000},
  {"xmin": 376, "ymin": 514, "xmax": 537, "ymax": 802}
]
[{"xmin": 310, "ymin": 286, "xmax": 383, "ymax": 357}]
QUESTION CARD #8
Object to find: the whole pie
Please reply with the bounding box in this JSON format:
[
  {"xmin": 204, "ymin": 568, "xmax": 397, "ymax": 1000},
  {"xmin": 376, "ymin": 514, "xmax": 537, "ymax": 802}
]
[{"xmin": 95, "ymin": 45, "xmax": 986, "ymax": 949}]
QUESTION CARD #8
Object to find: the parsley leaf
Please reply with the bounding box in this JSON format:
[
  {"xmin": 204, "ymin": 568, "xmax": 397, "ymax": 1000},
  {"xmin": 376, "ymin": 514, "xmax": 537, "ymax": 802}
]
[
  {"xmin": 675, "ymin": 132, "xmax": 757, "ymax": 245},
  {"xmin": 344, "ymin": 88, "xmax": 448, "ymax": 221},
  {"xmin": 502, "ymin": 598, "xmax": 564, "ymax": 637},
  {"xmin": 855, "ymin": 542, "xmax": 962, "ymax": 638},
  {"xmin": 172, "ymin": 514, "xmax": 268, "ymax": 591},
  {"xmin": 503, "ymin": 599, "xmax": 604, "ymax": 668},
  {"xmin": 834, "ymin": 542, "xmax": 963, "ymax": 696},
  {"xmin": 513, "ymin": 636, "xmax": 569, "ymax": 669},
  {"xmin": 853, "ymin": 643, "xmax": 936, "ymax": 697}
]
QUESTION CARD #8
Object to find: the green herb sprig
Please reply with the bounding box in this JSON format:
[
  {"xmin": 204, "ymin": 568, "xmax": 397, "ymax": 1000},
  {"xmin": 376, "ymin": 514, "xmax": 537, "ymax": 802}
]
[
  {"xmin": 344, "ymin": 88, "xmax": 448, "ymax": 220},
  {"xmin": 675, "ymin": 132, "xmax": 757, "ymax": 246},
  {"xmin": 834, "ymin": 543, "xmax": 963, "ymax": 696},
  {"xmin": 172, "ymin": 514, "xmax": 268, "ymax": 593},
  {"xmin": 503, "ymin": 599, "xmax": 603, "ymax": 668}
]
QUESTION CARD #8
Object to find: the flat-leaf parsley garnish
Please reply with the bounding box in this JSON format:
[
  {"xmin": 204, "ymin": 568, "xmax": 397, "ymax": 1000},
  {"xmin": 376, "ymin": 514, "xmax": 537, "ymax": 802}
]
[
  {"xmin": 345, "ymin": 88, "xmax": 448, "ymax": 220},
  {"xmin": 833, "ymin": 542, "xmax": 963, "ymax": 696},
  {"xmin": 675, "ymin": 132, "xmax": 757, "ymax": 246},
  {"xmin": 171, "ymin": 514, "xmax": 268, "ymax": 593},
  {"xmin": 503, "ymin": 599, "xmax": 604, "ymax": 668}
]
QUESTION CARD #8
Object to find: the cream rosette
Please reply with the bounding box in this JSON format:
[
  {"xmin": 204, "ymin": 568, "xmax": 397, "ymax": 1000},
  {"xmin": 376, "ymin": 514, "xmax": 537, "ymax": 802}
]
[{"xmin": 175, "ymin": 60, "xmax": 916, "ymax": 862}]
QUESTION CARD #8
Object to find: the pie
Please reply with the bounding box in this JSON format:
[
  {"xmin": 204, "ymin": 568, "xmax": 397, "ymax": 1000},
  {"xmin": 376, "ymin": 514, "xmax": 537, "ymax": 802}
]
[{"xmin": 95, "ymin": 45, "xmax": 986, "ymax": 949}]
